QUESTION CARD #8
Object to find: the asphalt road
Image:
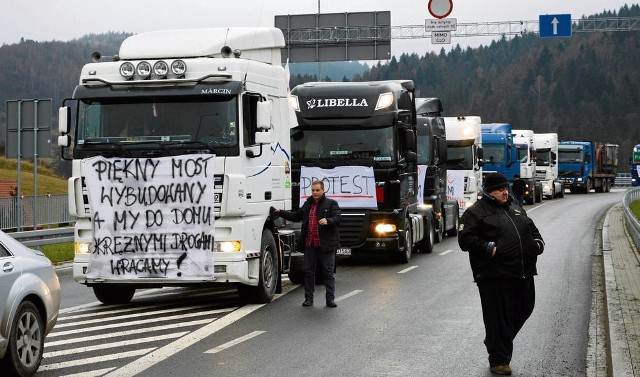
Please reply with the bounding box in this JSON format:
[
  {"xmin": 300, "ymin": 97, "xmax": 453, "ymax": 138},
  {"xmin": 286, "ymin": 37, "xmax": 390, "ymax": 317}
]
[{"xmin": 42, "ymin": 189, "xmax": 625, "ymax": 376}]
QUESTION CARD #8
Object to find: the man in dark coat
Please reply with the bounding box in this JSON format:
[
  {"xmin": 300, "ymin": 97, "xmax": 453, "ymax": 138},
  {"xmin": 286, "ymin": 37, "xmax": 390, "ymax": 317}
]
[
  {"xmin": 458, "ymin": 172, "xmax": 545, "ymax": 375},
  {"xmin": 273, "ymin": 180, "xmax": 342, "ymax": 307}
]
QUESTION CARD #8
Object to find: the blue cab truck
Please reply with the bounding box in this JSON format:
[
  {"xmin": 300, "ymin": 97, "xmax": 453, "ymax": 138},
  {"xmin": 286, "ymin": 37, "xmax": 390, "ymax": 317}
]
[
  {"xmin": 631, "ymin": 144, "xmax": 640, "ymax": 186},
  {"xmin": 480, "ymin": 123, "xmax": 520, "ymax": 195},
  {"xmin": 558, "ymin": 141, "xmax": 619, "ymax": 193}
]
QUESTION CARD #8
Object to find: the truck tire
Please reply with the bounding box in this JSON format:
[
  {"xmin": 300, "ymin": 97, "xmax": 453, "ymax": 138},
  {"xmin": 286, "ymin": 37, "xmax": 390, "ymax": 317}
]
[
  {"xmin": 434, "ymin": 213, "xmax": 444, "ymax": 243},
  {"xmin": 287, "ymin": 254, "xmax": 304, "ymax": 284},
  {"xmin": 418, "ymin": 217, "xmax": 435, "ymax": 254},
  {"xmin": 396, "ymin": 218, "xmax": 413, "ymax": 263},
  {"xmin": 445, "ymin": 213, "xmax": 459, "ymax": 237},
  {"xmin": 93, "ymin": 286, "xmax": 136, "ymax": 304},
  {"xmin": 238, "ymin": 230, "xmax": 278, "ymax": 304}
]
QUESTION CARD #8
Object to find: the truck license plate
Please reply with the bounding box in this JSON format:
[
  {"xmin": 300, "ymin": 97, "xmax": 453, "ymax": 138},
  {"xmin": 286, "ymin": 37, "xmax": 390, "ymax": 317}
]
[{"xmin": 336, "ymin": 247, "xmax": 351, "ymax": 256}]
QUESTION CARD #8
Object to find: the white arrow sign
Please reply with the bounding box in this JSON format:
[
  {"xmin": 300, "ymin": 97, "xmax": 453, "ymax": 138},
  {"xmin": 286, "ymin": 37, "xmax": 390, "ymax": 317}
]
[{"xmin": 552, "ymin": 17, "xmax": 559, "ymax": 35}]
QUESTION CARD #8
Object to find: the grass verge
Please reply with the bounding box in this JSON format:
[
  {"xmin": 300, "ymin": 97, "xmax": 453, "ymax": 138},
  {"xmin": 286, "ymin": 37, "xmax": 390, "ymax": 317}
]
[{"xmin": 42, "ymin": 242, "xmax": 74, "ymax": 265}]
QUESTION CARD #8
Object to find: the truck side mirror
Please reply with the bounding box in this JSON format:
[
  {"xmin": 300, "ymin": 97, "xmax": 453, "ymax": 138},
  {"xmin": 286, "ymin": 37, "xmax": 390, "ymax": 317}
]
[
  {"xmin": 585, "ymin": 153, "xmax": 591, "ymax": 163},
  {"xmin": 256, "ymin": 101, "xmax": 271, "ymax": 130},
  {"xmin": 59, "ymin": 106, "xmax": 70, "ymax": 134},
  {"xmin": 405, "ymin": 151, "xmax": 417, "ymax": 163},
  {"xmin": 404, "ymin": 129, "xmax": 416, "ymax": 150}
]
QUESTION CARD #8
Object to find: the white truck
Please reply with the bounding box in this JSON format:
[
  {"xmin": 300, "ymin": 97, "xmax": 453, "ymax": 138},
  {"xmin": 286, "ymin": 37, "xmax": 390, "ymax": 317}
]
[
  {"xmin": 57, "ymin": 28, "xmax": 297, "ymax": 304},
  {"xmin": 443, "ymin": 116, "xmax": 483, "ymax": 216},
  {"xmin": 533, "ymin": 133, "xmax": 564, "ymax": 199},
  {"xmin": 512, "ymin": 129, "xmax": 543, "ymax": 204}
]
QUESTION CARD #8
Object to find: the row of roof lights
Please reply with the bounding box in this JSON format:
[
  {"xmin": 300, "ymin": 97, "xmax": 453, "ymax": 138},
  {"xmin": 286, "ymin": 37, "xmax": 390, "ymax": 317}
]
[{"xmin": 119, "ymin": 60, "xmax": 187, "ymax": 80}]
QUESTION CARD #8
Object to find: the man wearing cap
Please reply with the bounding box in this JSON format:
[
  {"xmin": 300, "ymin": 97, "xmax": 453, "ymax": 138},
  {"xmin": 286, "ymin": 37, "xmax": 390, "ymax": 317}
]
[{"xmin": 458, "ymin": 172, "xmax": 545, "ymax": 375}]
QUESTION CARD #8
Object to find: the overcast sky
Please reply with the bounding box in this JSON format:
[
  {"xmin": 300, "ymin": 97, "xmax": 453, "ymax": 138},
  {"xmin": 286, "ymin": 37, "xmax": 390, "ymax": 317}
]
[{"xmin": 0, "ymin": 0, "xmax": 633, "ymax": 56}]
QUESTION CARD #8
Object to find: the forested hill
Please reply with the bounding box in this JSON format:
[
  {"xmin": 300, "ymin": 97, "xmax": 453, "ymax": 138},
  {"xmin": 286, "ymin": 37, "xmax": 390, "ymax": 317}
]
[{"xmin": 0, "ymin": 3, "xmax": 639, "ymax": 172}]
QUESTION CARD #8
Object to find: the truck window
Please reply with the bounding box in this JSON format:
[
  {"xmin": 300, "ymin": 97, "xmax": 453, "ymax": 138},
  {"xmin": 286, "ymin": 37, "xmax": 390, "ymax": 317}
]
[
  {"xmin": 242, "ymin": 93, "xmax": 261, "ymax": 147},
  {"xmin": 291, "ymin": 127, "xmax": 395, "ymax": 162},
  {"xmin": 483, "ymin": 144, "xmax": 505, "ymax": 164}
]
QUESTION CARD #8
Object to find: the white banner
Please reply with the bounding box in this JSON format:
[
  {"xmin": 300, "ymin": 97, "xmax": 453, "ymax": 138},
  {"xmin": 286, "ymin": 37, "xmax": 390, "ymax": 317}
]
[
  {"xmin": 446, "ymin": 170, "xmax": 466, "ymax": 209},
  {"xmin": 417, "ymin": 165, "xmax": 428, "ymax": 203},
  {"xmin": 82, "ymin": 155, "xmax": 216, "ymax": 280},
  {"xmin": 300, "ymin": 166, "xmax": 377, "ymax": 209}
]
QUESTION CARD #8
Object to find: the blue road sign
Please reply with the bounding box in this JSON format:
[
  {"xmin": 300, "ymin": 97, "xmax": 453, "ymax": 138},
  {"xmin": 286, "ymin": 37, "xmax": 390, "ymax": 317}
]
[{"xmin": 539, "ymin": 14, "xmax": 572, "ymax": 38}]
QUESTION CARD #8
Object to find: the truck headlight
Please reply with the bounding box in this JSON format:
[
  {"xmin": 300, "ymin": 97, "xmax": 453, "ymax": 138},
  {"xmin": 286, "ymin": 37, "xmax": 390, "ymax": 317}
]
[
  {"xmin": 288, "ymin": 95, "xmax": 300, "ymax": 111},
  {"xmin": 171, "ymin": 60, "xmax": 187, "ymax": 76},
  {"xmin": 136, "ymin": 61, "xmax": 152, "ymax": 78},
  {"xmin": 375, "ymin": 223, "xmax": 397, "ymax": 234},
  {"xmin": 577, "ymin": 178, "xmax": 583, "ymax": 182},
  {"xmin": 120, "ymin": 62, "xmax": 135, "ymax": 79},
  {"xmin": 75, "ymin": 242, "xmax": 91, "ymax": 254},
  {"xmin": 216, "ymin": 241, "xmax": 242, "ymax": 252},
  {"xmin": 153, "ymin": 60, "xmax": 169, "ymax": 77},
  {"xmin": 375, "ymin": 92, "xmax": 394, "ymax": 110}
]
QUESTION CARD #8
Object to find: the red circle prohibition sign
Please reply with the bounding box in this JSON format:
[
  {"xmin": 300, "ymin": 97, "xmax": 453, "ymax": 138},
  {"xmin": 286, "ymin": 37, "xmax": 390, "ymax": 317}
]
[{"xmin": 428, "ymin": 0, "xmax": 453, "ymax": 19}]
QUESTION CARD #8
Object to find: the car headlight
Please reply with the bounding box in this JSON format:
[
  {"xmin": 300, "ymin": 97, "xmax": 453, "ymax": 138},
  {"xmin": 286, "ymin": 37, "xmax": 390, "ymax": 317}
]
[{"xmin": 216, "ymin": 241, "xmax": 242, "ymax": 252}]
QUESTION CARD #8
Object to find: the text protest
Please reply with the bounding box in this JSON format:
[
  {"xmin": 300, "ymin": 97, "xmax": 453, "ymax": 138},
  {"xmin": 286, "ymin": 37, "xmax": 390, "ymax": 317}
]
[
  {"xmin": 82, "ymin": 155, "xmax": 216, "ymax": 280},
  {"xmin": 300, "ymin": 166, "xmax": 376, "ymax": 208}
]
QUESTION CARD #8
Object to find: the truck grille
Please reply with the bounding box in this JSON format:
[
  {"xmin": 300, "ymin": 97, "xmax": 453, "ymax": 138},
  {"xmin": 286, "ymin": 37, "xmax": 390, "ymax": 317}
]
[{"xmin": 339, "ymin": 213, "xmax": 367, "ymax": 247}]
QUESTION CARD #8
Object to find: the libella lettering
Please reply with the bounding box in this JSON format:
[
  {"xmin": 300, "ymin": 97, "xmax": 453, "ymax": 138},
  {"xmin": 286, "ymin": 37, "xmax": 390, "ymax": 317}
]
[{"xmin": 57, "ymin": 28, "xmax": 296, "ymax": 304}]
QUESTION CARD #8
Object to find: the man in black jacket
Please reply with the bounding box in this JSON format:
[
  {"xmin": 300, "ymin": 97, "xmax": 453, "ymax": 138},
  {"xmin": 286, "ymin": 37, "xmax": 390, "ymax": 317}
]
[
  {"xmin": 273, "ymin": 180, "xmax": 342, "ymax": 307},
  {"xmin": 511, "ymin": 174, "xmax": 526, "ymax": 206},
  {"xmin": 458, "ymin": 173, "xmax": 545, "ymax": 375}
]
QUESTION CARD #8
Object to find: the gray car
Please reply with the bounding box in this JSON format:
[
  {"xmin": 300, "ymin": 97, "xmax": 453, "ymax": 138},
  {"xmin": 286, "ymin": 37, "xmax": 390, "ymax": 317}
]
[{"xmin": 0, "ymin": 230, "xmax": 61, "ymax": 376}]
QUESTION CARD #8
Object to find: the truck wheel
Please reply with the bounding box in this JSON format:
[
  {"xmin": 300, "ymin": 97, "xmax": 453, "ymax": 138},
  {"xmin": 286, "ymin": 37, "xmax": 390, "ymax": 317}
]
[
  {"xmin": 238, "ymin": 230, "xmax": 278, "ymax": 304},
  {"xmin": 418, "ymin": 217, "xmax": 435, "ymax": 254},
  {"xmin": 434, "ymin": 214, "xmax": 444, "ymax": 243},
  {"xmin": 93, "ymin": 286, "xmax": 136, "ymax": 304},
  {"xmin": 0, "ymin": 301, "xmax": 44, "ymax": 377},
  {"xmin": 287, "ymin": 254, "xmax": 304, "ymax": 284},
  {"xmin": 396, "ymin": 219, "xmax": 413, "ymax": 263},
  {"xmin": 445, "ymin": 213, "xmax": 459, "ymax": 237}
]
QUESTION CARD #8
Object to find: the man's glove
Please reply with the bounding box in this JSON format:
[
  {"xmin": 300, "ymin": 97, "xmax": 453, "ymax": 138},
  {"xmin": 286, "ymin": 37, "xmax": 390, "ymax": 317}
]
[{"xmin": 269, "ymin": 206, "xmax": 279, "ymax": 218}]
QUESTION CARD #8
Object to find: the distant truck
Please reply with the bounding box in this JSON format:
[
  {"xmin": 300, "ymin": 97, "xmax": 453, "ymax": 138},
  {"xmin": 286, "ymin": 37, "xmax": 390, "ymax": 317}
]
[
  {"xmin": 558, "ymin": 141, "xmax": 619, "ymax": 193},
  {"xmin": 481, "ymin": 123, "xmax": 520, "ymax": 192},
  {"xmin": 289, "ymin": 80, "xmax": 436, "ymax": 265},
  {"xmin": 533, "ymin": 133, "xmax": 564, "ymax": 198},
  {"xmin": 511, "ymin": 129, "xmax": 543, "ymax": 204},
  {"xmin": 416, "ymin": 98, "xmax": 459, "ymax": 243},
  {"xmin": 443, "ymin": 116, "xmax": 483, "ymax": 215},
  {"xmin": 631, "ymin": 144, "xmax": 640, "ymax": 186}
]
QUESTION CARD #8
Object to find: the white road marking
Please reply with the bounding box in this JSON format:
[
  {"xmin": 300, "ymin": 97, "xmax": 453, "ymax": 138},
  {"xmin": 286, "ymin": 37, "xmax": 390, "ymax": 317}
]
[
  {"xmin": 398, "ymin": 266, "xmax": 419, "ymax": 274},
  {"xmin": 48, "ymin": 308, "xmax": 235, "ymax": 338},
  {"xmin": 336, "ymin": 290, "xmax": 363, "ymax": 302},
  {"xmin": 39, "ymin": 348, "xmax": 155, "ymax": 371},
  {"xmin": 104, "ymin": 282, "xmax": 297, "ymax": 377},
  {"xmin": 204, "ymin": 331, "xmax": 266, "ymax": 354},
  {"xmin": 60, "ymin": 367, "xmax": 116, "ymax": 377},
  {"xmin": 439, "ymin": 249, "xmax": 453, "ymax": 256},
  {"xmin": 44, "ymin": 332, "xmax": 188, "ymax": 358},
  {"xmin": 45, "ymin": 319, "xmax": 213, "ymax": 347},
  {"xmin": 56, "ymin": 304, "xmax": 215, "ymax": 327}
]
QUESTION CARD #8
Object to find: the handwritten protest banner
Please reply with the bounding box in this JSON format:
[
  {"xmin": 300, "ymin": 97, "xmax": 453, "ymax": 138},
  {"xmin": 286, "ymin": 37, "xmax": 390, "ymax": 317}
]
[
  {"xmin": 82, "ymin": 155, "xmax": 216, "ymax": 280},
  {"xmin": 446, "ymin": 170, "xmax": 466, "ymax": 209},
  {"xmin": 300, "ymin": 166, "xmax": 377, "ymax": 208}
]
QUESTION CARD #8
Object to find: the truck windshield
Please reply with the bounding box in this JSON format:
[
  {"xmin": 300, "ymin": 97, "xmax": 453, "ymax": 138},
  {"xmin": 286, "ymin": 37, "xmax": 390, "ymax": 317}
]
[
  {"xmin": 291, "ymin": 127, "xmax": 395, "ymax": 162},
  {"xmin": 536, "ymin": 149, "xmax": 551, "ymax": 166},
  {"xmin": 483, "ymin": 144, "xmax": 505, "ymax": 164},
  {"xmin": 446, "ymin": 146, "xmax": 473, "ymax": 170},
  {"xmin": 558, "ymin": 149, "xmax": 583, "ymax": 163},
  {"xmin": 76, "ymin": 96, "xmax": 238, "ymax": 148},
  {"xmin": 516, "ymin": 145, "xmax": 528, "ymax": 162}
]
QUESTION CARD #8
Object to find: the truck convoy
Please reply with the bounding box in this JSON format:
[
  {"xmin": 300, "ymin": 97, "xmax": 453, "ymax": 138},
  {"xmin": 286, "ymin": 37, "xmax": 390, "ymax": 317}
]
[
  {"xmin": 415, "ymin": 98, "xmax": 459, "ymax": 242},
  {"xmin": 631, "ymin": 144, "xmax": 640, "ymax": 186},
  {"xmin": 443, "ymin": 116, "xmax": 483, "ymax": 215},
  {"xmin": 533, "ymin": 133, "xmax": 564, "ymax": 198},
  {"xmin": 558, "ymin": 141, "xmax": 619, "ymax": 193},
  {"xmin": 288, "ymin": 80, "xmax": 436, "ymax": 264},
  {"xmin": 511, "ymin": 129, "xmax": 543, "ymax": 204},
  {"xmin": 57, "ymin": 28, "xmax": 298, "ymax": 304}
]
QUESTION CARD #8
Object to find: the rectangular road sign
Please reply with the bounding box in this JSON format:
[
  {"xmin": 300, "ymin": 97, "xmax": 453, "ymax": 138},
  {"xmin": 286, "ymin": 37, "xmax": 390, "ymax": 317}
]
[
  {"xmin": 425, "ymin": 18, "xmax": 457, "ymax": 32},
  {"xmin": 431, "ymin": 31, "xmax": 451, "ymax": 44},
  {"xmin": 539, "ymin": 14, "xmax": 572, "ymax": 38}
]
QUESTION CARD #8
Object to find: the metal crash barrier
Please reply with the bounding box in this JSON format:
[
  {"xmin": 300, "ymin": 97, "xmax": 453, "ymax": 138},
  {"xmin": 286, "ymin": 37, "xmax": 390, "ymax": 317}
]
[{"xmin": 622, "ymin": 187, "xmax": 640, "ymax": 249}]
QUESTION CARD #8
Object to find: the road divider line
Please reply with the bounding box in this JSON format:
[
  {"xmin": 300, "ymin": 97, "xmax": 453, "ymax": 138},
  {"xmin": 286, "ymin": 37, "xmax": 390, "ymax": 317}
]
[
  {"xmin": 59, "ymin": 367, "xmax": 116, "ymax": 377},
  {"xmin": 439, "ymin": 249, "xmax": 453, "ymax": 256},
  {"xmin": 48, "ymin": 308, "xmax": 235, "ymax": 338},
  {"xmin": 398, "ymin": 266, "xmax": 419, "ymax": 274},
  {"xmin": 44, "ymin": 332, "xmax": 188, "ymax": 358},
  {"xmin": 204, "ymin": 331, "xmax": 266, "ymax": 354},
  {"xmin": 56, "ymin": 304, "xmax": 215, "ymax": 327},
  {"xmin": 39, "ymin": 348, "xmax": 155, "ymax": 371},
  {"xmin": 45, "ymin": 319, "xmax": 213, "ymax": 347},
  {"xmin": 336, "ymin": 290, "xmax": 363, "ymax": 302}
]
